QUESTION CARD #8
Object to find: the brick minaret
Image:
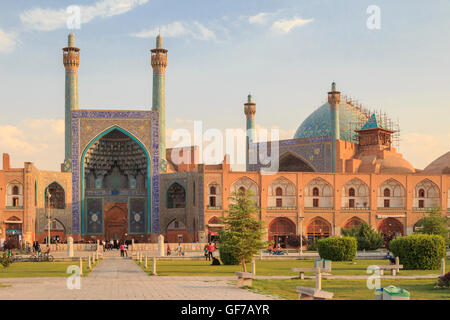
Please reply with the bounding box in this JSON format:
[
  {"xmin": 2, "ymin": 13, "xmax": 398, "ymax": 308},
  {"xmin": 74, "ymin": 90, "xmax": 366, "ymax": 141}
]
[
  {"xmin": 244, "ymin": 94, "xmax": 256, "ymax": 171},
  {"xmin": 151, "ymin": 35, "xmax": 168, "ymax": 172},
  {"xmin": 62, "ymin": 33, "xmax": 80, "ymax": 172},
  {"xmin": 328, "ymin": 82, "xmax": 341, "ymax": 172}
]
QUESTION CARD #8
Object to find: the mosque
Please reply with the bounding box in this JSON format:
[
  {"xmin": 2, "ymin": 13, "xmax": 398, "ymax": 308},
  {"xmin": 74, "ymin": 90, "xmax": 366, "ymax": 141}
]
[{"xmin": 0, "ymin": 34, "xmax": 449, "ymax": 248}]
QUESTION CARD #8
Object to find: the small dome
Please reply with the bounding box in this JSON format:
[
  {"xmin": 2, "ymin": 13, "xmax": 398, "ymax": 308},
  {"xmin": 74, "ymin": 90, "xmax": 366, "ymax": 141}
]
[
  {"xmin": 294, "ymin": 102, "xmax": 369, "ymax": 142},
  {"xmin": 422, "ymin": 151, "xmax": 450, "ymax": 174},
  {"xmin": 379, "ymin": 155, "xmax": 415, "ymax": 174}
]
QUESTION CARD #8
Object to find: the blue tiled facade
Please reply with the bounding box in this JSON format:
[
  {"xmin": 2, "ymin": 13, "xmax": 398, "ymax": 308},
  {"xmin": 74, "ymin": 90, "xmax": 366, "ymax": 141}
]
[{"xmin": 71, "ymin": 110, "xmax": 160, "ymax": 235}]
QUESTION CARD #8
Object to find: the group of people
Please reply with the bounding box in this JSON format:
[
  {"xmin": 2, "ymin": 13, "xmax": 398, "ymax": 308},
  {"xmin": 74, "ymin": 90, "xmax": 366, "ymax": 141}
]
[
  {"xmin": 203, "ymin": 242, "xmax": 217, "ymax": 261},
  {"xmin": 102, "ymin": 240, "xmax": 122, "ymax": 251},
  {"xmin": 166, "ymin": 243, "xmax": 184, "ymax": 256},
  {"xmin": 267, "ymin": 243, "xmax": 284, "ymax": 255}
]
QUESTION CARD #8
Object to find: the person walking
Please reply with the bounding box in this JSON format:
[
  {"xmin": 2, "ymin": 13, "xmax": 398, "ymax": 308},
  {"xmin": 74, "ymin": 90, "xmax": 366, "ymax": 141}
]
[
  {"xmin": 123, "ymin": 243, "xmax": 128, "ymax": 258},
  {"xmin": 177, "ymin": 243, "xmax": 182, "ymax": 256},
  {"xmin": 167, "ymin": 244, "xmax": 171, "ymax": 256}
]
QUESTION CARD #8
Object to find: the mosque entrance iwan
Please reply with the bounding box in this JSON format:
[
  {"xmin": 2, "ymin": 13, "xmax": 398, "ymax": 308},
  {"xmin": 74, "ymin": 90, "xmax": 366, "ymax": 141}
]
[{"xmin": 83, "ymin": 128, "xmax": 149, "ymax": 239}]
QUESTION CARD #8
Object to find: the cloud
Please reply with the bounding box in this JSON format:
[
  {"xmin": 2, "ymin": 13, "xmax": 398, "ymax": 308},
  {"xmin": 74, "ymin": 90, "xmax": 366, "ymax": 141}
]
[
  {"xmin": 0, "ymin": 29, "xmax": 18, "ymax": 53},
  {"xmin": 248, "ymin": 12, "xmax": 270, "ymax": 25},
  {"xmin": 401, "ymin": 132, "xmax": 450, "ymax": 169},
  {"xmin": 131, "ymin": 21, "xmax": 216, "ymax": 41},
  {"xmin": 0, "ymin": 119, "xmax": 64, "ymax": 170},
  {"xmin": 271, "ymin": 17, "xmax": 313, "ymax": 33},
  {"xmin": 20, "ymin": 0, "xmax": 149, "ymax": 31}
]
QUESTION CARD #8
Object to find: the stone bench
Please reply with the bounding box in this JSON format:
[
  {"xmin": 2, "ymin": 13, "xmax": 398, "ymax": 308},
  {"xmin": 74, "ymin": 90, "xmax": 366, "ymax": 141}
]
[
  {"xmin": 235, "ymin": 272, "xmax": 255, "ymax": 288},
  {"xmin": 291, "ymin": 268, "xmax": 331, "ymax": 280},
  {"xmin": 296, "ymin": 286, "xmax": 334, "ymax": 300},
  {"xmin": 377, "ymin": 265, "xmax": 403, "ymax": 276}
]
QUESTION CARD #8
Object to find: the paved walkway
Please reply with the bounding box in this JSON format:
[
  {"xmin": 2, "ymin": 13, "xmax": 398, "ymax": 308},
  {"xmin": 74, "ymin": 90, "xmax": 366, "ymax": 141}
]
[{"xmin": 0, "ymin": 257, "xmax": 277, "ymax": 300}]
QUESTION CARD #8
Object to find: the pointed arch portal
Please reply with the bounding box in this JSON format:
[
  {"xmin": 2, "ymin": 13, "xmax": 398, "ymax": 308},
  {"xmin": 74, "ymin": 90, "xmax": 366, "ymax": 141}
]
[{"xmin": 80, "ymin": 126, "xmax": 151, "ymax": 236}]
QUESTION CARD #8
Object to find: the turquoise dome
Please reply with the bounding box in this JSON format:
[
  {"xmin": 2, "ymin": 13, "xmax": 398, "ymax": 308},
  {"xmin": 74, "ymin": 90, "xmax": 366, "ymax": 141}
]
[{"xmin": 294, "ymin": 102, "xmax": 369, "ymax": 142}]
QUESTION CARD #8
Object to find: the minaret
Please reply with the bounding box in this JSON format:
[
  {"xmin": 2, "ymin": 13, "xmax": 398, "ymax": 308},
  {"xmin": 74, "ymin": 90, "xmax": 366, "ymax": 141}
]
[
  {"xmin": 244, "ymin": 94, "xmax": 256, "ymax": 171},
  {"xmin": 328, "ymin": 82, "xmax": 341, "ymax": 172},
  {"xmin": 62, "ymin": 33, "xmax": 80, "ymax": 172},
  {"xmin": 151, "ymin": 35, "xmax": 168, "ymax": 172}
]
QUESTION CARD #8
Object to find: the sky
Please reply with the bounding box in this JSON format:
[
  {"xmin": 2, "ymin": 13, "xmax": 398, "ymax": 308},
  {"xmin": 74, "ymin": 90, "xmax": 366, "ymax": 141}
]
[{"xmin": 0, "ymin": 0, "xmax": 449, "ymax": 171}]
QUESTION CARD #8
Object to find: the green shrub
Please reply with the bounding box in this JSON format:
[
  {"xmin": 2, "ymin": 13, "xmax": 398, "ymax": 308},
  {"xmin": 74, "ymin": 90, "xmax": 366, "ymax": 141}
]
[
  {"xmin": 341, "ymin": 222, "xmax": 384, "ymax": 251},
  {"xmin": 307, "ymin": 241, "xmax": 318, "ymax": 251},
  {"xmin": 436, "ymin": 271, "xmax": 450, "ymax": 288},
  {"xmin": 317, "ymin": 237, "xmax": 357, "ymax": 261},
  {"xmin": 389, "ymin": 234, "xmax": 446, "ymax": 270}
]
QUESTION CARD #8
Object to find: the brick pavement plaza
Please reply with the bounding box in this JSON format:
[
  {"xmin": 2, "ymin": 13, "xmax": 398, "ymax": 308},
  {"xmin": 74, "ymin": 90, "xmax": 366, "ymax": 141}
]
[{"xmin": 0, "ymin": 257, "xmax": 277, "ymax": 300}]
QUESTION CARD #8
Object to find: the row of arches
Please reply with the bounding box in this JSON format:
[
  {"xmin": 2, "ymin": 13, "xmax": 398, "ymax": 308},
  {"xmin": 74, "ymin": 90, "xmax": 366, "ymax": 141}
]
[
  {"xmin": 206, "ymin": 177, "xmax": 445, "ymax": 210},
  {"xmin": 206, "ymin": 215, "xmax": 407, "ymax": 248},
  {"xmin": 4, "ymin": 181, "xmax": 66, "ymax": 209},
  {"xmin": 268, "ymin": 216, "xmax": 404, "ymax": 247}
]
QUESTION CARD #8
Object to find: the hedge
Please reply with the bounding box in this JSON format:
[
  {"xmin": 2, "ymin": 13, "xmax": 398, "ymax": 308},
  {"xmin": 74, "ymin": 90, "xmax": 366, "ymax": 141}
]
[
  {"xmin": 389, "ymin": 234, "xmax": 446, "ymax": 270},
  {"xmin": 317, "ymin": 237, "xmax": 357, "ymax": 261}
]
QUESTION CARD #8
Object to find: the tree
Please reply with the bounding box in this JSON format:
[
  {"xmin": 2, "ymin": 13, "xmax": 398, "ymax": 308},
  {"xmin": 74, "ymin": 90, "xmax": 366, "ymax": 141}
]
[
  {"xmin": 286, "ymin": 235, "xmax": 308, "ymax": 251},
  {"xmin": 1, "ymin": 252, "xmax": 11, "ymax": 269},
  {"xmin": 341, "ymin": 222, "xmax": 384, "ymax": 251},
  {"xmin": 218, "ymin": 189, "xmax": 266, "ymax": 272},
  {"xmin": 415, "ymin": 207, "xmax": 449, "ymax": 246}
]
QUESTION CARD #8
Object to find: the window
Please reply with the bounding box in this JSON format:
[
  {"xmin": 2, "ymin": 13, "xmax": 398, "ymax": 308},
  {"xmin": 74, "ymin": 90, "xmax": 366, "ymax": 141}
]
[
  {"xmin": 313, "ymin": 198, "xmax": 319, "ymax": 207},
  {"xmin": 349, "ymin": 188, "xmax": 355, "ymax": 197},
  {"xmin": 12, "ymin": 186, "xmax": 19, "ymax": 195},
  {"xmin": 12, "ymin": 197, "xmax": 19, "ymax": 207},
  {"xmin": 418, "ymin": 189, "xmax": 425, "ymax": 198},
  {"xmin": 384, "ymin": 199, "xmax": 390, "ymax": 208},
  {"xmin": 167, "ymin": 183, "xmax": 186, "ymax": 208},
  {"xmin": 174, "ymin": 220, "xmax": 179, "ymax": 228},
  {"xmin": 349, "ymin": 199, "xmax": 355, "ymax": 208},
  {"xmin": 384, "ymin": 188, "xmax": 391, "ymax": 197},
  {"xmin": 238, "ymin": 187, "xmax": 246, "ymax": 193},
  {"xmin": 313, "ymin": 187, "xmax": 319, "ymax": 196},
  {"xmin": 419, "ymin": 200, "xmax": 425, "ymax": 208},
  {"xmin": 210, "ymin": 186, "xmax": 216, "ymax": 195},
  {"xmin": 275, "ymin": 187, "xmax": 283, "ymax": 196},
  {"xmin": 45, "ymin": 182, "xmax": 65, "ymax": 209},
  {"xmin": 209, "ymin": 196, "xmax": 216, "ymax": 207},
  {"xmin": 276, "ymin": 198, "xmax": 283, "ymax": 207}
]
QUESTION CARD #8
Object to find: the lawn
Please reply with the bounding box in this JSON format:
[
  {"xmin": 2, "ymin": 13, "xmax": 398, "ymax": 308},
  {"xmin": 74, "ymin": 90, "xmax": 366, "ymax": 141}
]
[
  {"xmin": 0, "ymin": 260, "xmax": 97, "ymax": 278},
  {"xmin": 136, "ymin": 258, "xmax": 450, "ymax": 277},
  {"xmin": 248, "ymin": 278, "xmax": 450, "ymax": 300}
]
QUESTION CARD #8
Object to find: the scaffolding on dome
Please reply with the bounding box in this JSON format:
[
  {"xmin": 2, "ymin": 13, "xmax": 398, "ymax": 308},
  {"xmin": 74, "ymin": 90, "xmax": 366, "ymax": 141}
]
[{"xmin": 342, "ymin": 93, "xmax": 401, "ymax": 151}]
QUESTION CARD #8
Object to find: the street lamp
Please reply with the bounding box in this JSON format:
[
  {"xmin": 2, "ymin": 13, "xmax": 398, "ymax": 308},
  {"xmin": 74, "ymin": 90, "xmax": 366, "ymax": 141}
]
[
  {"xmin": 299, "ymin": 216, "xmax": 305, "ymax": 256},
  {"xmin": 46, "ymin": 189, "xmax": 52, "ymax": 248}
]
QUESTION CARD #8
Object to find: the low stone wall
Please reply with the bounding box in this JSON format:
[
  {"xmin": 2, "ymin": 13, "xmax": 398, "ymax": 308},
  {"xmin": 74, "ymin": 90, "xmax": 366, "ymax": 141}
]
[
  {"xmin": 130, "ymin": 243, "xmax": 207, "ymax": 252},
  {"xmin": 39, "ymin": 243, "xmax": 98, "ymax": 252}
]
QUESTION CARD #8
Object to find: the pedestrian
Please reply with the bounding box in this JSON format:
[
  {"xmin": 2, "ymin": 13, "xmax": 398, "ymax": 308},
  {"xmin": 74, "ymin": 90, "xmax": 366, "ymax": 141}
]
[
  {"xmin": 203, "ymin": 245, "xmax": 209, "ymax": 261},
  {"xmin": 177, "ymin": 243, "xmax": 182, "ymax": 256},
  {"xmin": 119, "ymin": 243, "xmax": 124, "ymax": 257},
  {"xmin": 207, "ymin": 242, "xmax": 213, "ymax": 261},
  {"xmin": 167, "ymin": 243, "xmax": 171, "ymax": 256},
  {"xmin": 124, "ymin": 243, "xmax": 128, "ymax": 258}
]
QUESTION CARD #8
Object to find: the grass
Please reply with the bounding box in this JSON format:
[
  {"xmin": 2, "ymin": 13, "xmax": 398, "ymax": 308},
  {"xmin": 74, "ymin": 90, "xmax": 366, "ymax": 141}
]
[
  {"xmin": 135, "ymin": 258, "xmax": 450, "ymax": 277},
  {"xmin": 248, "ymin": 278, "xmax": 450, "ymax": 300},
  {"xmin": 0, "ymin": 259, "xmax": 99, "ymax": 278}
]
